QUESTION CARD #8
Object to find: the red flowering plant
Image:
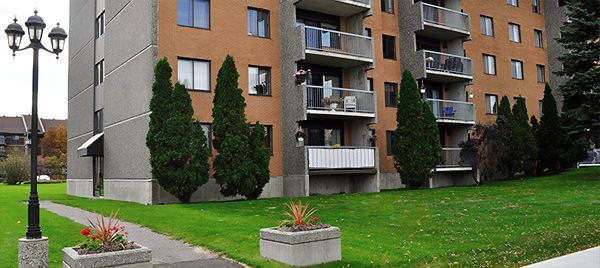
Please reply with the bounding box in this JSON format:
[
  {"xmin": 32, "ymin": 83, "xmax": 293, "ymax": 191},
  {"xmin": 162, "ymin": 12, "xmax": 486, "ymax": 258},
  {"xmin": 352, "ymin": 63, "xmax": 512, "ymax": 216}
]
[
  {"xmin": 77, "ymin": 210, "xmax": 137, "ymax": 254},
  {"xmin": 278, "ymin": 200, "xmax": 330, "ymax": 232}
]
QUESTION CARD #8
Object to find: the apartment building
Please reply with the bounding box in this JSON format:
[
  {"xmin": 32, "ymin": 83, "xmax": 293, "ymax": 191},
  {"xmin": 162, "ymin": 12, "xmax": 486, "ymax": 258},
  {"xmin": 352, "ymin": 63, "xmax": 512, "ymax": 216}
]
[{"xmin": 68, "ymin": 0, "xmax": 565, "ymax": 204}]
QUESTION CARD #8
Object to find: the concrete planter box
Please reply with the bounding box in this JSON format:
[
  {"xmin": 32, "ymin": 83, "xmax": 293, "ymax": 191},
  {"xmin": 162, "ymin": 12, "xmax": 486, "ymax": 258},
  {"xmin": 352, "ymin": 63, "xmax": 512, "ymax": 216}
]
[
  {"xmin": 62, "ymin": 245, "xmax": 152, "ymax": 268},
  {"xmin": 260, "ymin": 227, "xmax": 341, "ymax": 267}
]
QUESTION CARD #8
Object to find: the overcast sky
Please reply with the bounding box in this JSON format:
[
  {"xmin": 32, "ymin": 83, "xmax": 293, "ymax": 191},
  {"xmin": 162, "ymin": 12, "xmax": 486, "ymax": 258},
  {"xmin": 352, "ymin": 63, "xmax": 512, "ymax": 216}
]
[{"xmin": 0, "ymin": 0, "xmax": 69, "ymax": 119}]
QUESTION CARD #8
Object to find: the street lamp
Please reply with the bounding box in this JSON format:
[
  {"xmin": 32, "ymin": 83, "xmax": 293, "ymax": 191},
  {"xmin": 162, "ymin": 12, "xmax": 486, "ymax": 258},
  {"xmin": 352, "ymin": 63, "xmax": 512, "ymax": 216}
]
[{"xmin": 4, "ymin": 10, "xmax": 67, "ymax": 243}]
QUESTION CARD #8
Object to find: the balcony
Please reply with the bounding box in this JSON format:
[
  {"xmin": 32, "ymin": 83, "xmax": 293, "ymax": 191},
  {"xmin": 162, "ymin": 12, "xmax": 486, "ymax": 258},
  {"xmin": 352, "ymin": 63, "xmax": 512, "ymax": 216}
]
[
  {"xmin": 295, "ymin": 0, "xmax": 371, "ymax": 17},
  {"xmin": 305, "ymin": 85, "xmax": 375, "ymax": 118},
  {"xmin": 307, "ymin": 146, "xmax": 377, "ymax": 173},
  {"xmin": 436, "ymin": 148, "xmax": 472, "ymax": 171},
  {"xmin": 418, "ymin": 3, "xmax": 470, "ymax": 40},
  {"xmin": 427, "ymin": 99, "xmax": 476, "ymax": 125},
  {"xmin": 424, "ymin": 50, "xmax": 473, "ymax": 82},
  {"xmin": 303, "ymin": 25, "xmax": 373, "ymax": 68}
]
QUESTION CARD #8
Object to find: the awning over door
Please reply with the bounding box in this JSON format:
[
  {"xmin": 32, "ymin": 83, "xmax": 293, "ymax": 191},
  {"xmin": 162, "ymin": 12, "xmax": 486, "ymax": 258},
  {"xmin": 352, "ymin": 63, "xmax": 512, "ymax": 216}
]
[{"xmin": 77, "ymin": 133, "xmax": 103, "ymax": 157}]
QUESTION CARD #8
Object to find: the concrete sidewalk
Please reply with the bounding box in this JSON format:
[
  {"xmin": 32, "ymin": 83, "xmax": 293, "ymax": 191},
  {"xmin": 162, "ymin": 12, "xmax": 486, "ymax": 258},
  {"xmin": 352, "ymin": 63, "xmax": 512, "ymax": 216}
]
[
  {"xmin": 524, "ymin": 246, "xmax": 600, "ymax": 268},
  {"xmin": 41, "ymin": 201, "xmax": 244, "ymax": 268}
]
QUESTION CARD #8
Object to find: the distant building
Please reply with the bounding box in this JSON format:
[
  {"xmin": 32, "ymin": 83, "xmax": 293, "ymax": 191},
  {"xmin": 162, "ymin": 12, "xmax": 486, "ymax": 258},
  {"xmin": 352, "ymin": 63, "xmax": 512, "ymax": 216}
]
[{"xmin": 0, "ymin": 115, "xmax": 67, "ymax": 158}]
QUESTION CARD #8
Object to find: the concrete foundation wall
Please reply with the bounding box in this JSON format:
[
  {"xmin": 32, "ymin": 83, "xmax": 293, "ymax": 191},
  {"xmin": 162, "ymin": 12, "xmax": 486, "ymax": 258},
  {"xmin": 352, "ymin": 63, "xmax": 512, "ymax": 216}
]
[
  {"xmin": 379, "ymin": 172, "xmax": 405, "ymax": 190},
  {"xmin": 431, "ymin": 171, "xmax": 476, "ymax": 188},
  {"xmin": 309, "ymin": 173, "xmax": 378, "ymax": 195}
]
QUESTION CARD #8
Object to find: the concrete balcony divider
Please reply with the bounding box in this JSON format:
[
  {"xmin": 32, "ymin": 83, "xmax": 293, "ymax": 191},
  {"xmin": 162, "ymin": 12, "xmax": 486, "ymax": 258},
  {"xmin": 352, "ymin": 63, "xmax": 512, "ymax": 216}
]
[
  {"xmin": 427, "ymin": 99, "xmax": 476, "ymax": 124},
  {"xmin": 424, "ymin": 50, "xmax": 473, "ymax": 78},
  {"xmin": 305, "ymin": 85, "xmax": 375, "ymax": 115},
  {"xmin": 422, "ymin": 3, "xmax": 470, "ymax": 34},
  {"xmin": 307, "ymin": 146, "xmax": 376, "ymax": 170},
  {"xmin": 439, "ymin": 148, "xmax": 466, "ymax": 167},
  {"xmin": 303, "ymin": 25, "xmax": 373, "ymax": 65}
]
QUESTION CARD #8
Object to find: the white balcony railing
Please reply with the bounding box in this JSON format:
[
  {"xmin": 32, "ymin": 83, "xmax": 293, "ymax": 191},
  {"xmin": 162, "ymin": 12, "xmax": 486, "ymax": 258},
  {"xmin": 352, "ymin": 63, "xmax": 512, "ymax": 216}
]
[
  {"xmin": 425, "ymin": 50, "xmax": 473, "ymax": 77},
  {"xmin": 421, "ymin": 3, "xmax": 470, "ymax": 33},
  {"xmin": 439, "ymin": 148, "xmax": 470, "ymax": 167},
  {"xmin": 307, "ymin": 146, "xmax": 376, "ymax": 170},
  {"xmin": 304, "ymin": 25, "xmax": 373, "ymax": 59},
  {"xmin": 306, "ymin": 85, "xmax": 375, "ymax": 114},
  {"xmin": 427, "ymin": 99, "xmax": 475, "ymax": 123}
]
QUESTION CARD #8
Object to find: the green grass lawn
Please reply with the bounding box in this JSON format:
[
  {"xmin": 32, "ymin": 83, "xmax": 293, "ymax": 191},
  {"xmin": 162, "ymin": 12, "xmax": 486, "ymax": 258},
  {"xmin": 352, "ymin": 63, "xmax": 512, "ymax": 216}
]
[{"xmin": 1, "ymin": 168, "xmax": 599, "ymax": 267}]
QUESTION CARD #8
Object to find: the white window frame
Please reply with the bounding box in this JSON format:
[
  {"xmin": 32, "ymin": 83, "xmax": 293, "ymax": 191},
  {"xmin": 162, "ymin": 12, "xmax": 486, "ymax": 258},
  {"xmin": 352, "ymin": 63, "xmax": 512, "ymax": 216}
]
[
  {"xmin": 178, "ymin": 58, "xmax": 210, "ymax": 91},
  {"xmin": 509, "ymin": 23, "xmax": 521, "ymax": 43},
  {"xmin": 483, "ymin": 54, "xmax": 496, "ymax": 75},
  {"xmin": 248, "ymin": 66, "xmax": 271, "ymax": 96},
  {"xmin": 534, "ymin": 29, "xmax": 544, "ymax": 48},
  {"xmin": 512, "ymin": 60, "xmax": 524, "ymax": 80},
  {"xmin": 480, "ymin": 16, "xmax": 494, "ymax": 36},
  {"xmin": 536, "ymin": 65, "xmax": 546, "ymax": 83}
]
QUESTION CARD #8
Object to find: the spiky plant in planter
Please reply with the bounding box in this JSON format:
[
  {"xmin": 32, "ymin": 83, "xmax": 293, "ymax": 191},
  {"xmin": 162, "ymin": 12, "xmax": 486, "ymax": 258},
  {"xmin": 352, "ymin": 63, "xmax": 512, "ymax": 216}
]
[
  {"xmin": 77, "ymin": 210, "xmax": 138, "ymax": 255},
  {"xmin": 278, "ymin": 200, "xmax": 330, "ymax": 232}
]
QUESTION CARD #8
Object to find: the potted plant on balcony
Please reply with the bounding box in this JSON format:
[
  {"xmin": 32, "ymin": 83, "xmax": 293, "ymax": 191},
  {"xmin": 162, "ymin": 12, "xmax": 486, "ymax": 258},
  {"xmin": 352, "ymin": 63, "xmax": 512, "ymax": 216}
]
[
  {"xmin": 295, "ymin": 130, "xmax": 305, "ymax": 143},
  {"xmin": 62, "ymin": 210, "xmax": 152, "ymax": 268},
  {"xmin": 294, "ymin": 68, "xmax": 311, "ymax": 85},
  {"xmin": 323, "ymin": 96, "xmax": 344, "ymax": 111},
  {"xmin": 260, "ymin": 200, "xmax": 341, "ymax": 267}
]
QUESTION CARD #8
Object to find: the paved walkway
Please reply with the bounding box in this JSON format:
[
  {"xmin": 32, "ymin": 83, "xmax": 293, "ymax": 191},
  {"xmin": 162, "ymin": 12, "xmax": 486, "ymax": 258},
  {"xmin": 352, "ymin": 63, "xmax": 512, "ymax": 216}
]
[
  {"xmin": 524, "ymin": 246, "xmax": 600, "ymax": 268},
  {"xmin": 40, "ymin": 201, "xmax": 244, "ymax": 268}
]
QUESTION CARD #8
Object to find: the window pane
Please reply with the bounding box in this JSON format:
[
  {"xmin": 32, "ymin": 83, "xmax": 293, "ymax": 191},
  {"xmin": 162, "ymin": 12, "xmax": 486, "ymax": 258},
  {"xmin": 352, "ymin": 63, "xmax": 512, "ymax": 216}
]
[
  {"xmin": 194, "ymin": 60, "xmax": 210, "ymax": 91},
  {"xmin": 193, "ymin": 0, "xmax": 210, "ymax": 28},
  {"xmin": 248, "ymin": 9, "xmax": 257, "ymax": 36},
  {"xmin": 386, "ymin": 131, "xmax": 394, "ymax": 155},
  {"xmin": 201, "ymin": 124, "xmax": 211, "ymax": 152},
  {"xmin": 259, "ymin": 68, "xmax": 270, "ymax": 95},
  {"xmin": 385, "ymin": 83, "xmax": 397, "ymax": 107},
  {"xmin": 178, "ymin": 59, "xmax": 193, "ymax": 89},
  {"xmin": 256, "ymin": 10, "xmax": 269, "ymax": 37},
  {"xmin": 248, "ymin": 67, "xmax": 258, "ymax": 94},
  {"xmin": 177, "ymin": 0, "xmax": 193, "ymax": 26}
]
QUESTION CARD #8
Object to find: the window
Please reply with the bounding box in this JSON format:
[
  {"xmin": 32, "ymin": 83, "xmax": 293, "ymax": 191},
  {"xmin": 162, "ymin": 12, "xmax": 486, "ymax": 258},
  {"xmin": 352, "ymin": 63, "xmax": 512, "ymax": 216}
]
[
  {"xmin": 483, "ymin": 54, "xmax": 496, "ymax": 75},
  {"xmin": 485, "ymin": 94, "xmax": 498, "ymax": 115},
  {"xmin": 178, "ymin": 58, "xmax": 210, "ymax": 91},
  {"xmin": 509, "ymin": 23, "xmax": 521, "ymax": 42},
  {"xmin": 539, "ymin": 100, "xmax": 544, "ymax": 116},
  {"xmin": 381, "ymin": 0, "xmax": 394, "ymax": 13},
  {"xmin": 386, "ymin": 131, "xmax": 394, "ymax": 155},
  {"xmin": 507, "ymin": 0, "xmax": 518, "ymax": 6},
  {"xmin": 384, "ymin": 82, "xmax": 398, "ymax": 107},
  {"xmin": 534, "ymin": 29, "xmax": 543, "ymax": 48},
  {"xmin": 94, "ymin": 60, "xmax": 104, "ymax": 86},
  {"xmin": 248, "ymin": 8, "xmax": 270, "ymax": 38},
  {"xmin": 94, "ymin": 109, "xmax": 103, "ymax": 134},
  {"xmin": 532, "ymin": 0, "xmax": 541, "ymax": 13},
  {"xmin": 95, "ymin": 12, "xmax": 105, "ymax": 39},
  {"xmin": 480, "ymin": 16, "xmax": 494, "ymax": 36},
  {"xmin": 364, "ymin": 28, "xmax": 372, "ymax": 37},
  {"xmin": 367, "ymin": 78, "xmax": 374, "ymax": 92},
  {"xmin": 251, "ymin": 125, "xmax": 273, "ymax": 151},
  {"xmin": 177, "ymin": 0, "xmax": 210, "ymax": 29},
  {"xmin": 514, "ymin": 97, "xmax": 525, "ymax": 104},
  {"xmin": 200, "ymin": 123, "xmax": 212, "ymax": 153},
  {"xmin": 382, "ymin": 35, "xmax": 396, "ymax": 60},
  {"xmin": 248, "ymin": 66, "xmax": 271, "ymax": 96},
  {"xmin": 536, "ymin": 64, "xmax": 546, "ymax": 83},
  {"xmin": 511, "ymin": 60, "xmax": 524, "ymax": 80}
]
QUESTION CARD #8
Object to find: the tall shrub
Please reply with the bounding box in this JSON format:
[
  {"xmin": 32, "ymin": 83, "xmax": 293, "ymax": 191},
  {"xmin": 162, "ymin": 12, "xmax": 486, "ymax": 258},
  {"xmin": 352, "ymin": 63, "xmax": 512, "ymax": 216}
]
[
  {"xmin": 496, "ymin": 96, "xmax": 515, "ymax": 178},
  {"xmin": 212, "ymin": 55, "xmax": 272, "ymax": 199},
  {"xmin": 459, "ymin": 124, "xmax": 502, "ymax": 183},
  {"xmin": 247, "ymin": 122, "xmax": 271, "ymax": 199},
  {"xmin": 393, "ymin": 70, "xmax": 440, "ymax": 189},
  {"xmin": 537, "ymin": 84, "xmax": 569, "ymax": 173},
  {"xmin": 511, "ymin": 97, "xmax": 538, "ymax": 176},
  {"xmin": 0, "ymin": 153, "xmax": 29, "ymax": 185},
  {"xmin": 147, "ymin": 59, "xmax": 209, "ymax": 203}
]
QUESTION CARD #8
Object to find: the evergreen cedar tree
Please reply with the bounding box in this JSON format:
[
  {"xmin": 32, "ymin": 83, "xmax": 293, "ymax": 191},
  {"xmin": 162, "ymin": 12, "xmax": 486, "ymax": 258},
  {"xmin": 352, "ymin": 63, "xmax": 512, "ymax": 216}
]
[
  {"xmin": 496, "ymin": 96, "xmax": 515, "ymax": 178},
  {"xmin": 212, "ymin": 55, "xmax": 271, "ymax": 199},
  {"xmin": 147, "ymin": 58, "xmax": 209, "ymax": 203},
  {"xmin": 510, "ymin": 97, "xmax": 538, "ymax": 176},
  {"xmin": 537, "ymin": 84, "xmax": 570, "ymax": 173},
  {"xmin": 557, "ymin": 0, "xmax": 600, "ymax": 156},
  {"xmin": 393, "ymin": 70, "xmax": 441, "ymax": 189}
]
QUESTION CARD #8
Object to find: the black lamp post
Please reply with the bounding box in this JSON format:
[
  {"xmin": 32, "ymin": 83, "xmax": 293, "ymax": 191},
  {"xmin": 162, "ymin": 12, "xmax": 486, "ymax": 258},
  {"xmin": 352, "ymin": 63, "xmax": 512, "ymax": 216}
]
[{"xmin": 5, "ymin": 10, "xmax": 67, "ymax": 240}]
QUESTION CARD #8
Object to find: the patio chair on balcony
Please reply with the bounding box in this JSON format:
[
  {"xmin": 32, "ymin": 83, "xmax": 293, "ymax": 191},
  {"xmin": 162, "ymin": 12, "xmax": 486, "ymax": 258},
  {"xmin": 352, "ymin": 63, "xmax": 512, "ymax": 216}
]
[
  {"xmin": 344, "ymin": 96, "xmax": 357, "ymax": 112},
  {"xmin": 444, "ymin": 57, "xmax": 464, "ymax": 74},
  {"xmin": 443, "ymin": 106, "xmax": 456, "ymax": 118}
]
